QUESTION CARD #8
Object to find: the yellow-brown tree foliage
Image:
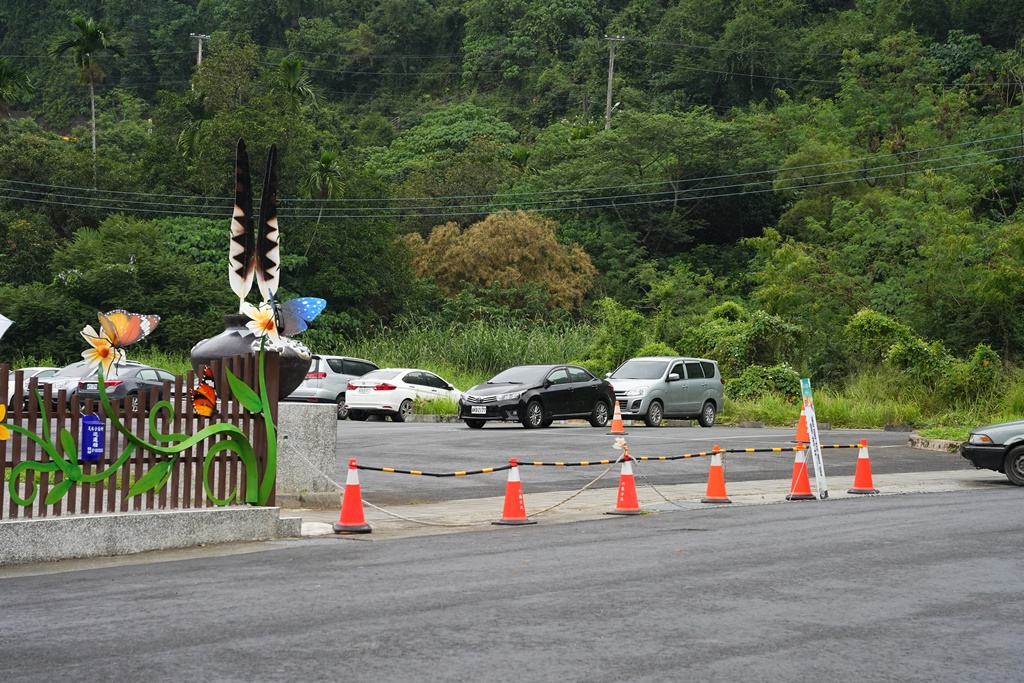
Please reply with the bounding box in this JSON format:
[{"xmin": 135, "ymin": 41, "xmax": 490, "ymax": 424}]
[{"xmin": 403, "ymin": 211, "xmax": 597, "ymax": 309}]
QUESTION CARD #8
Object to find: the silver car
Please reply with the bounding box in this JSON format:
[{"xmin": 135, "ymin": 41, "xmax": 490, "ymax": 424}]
[
  {"xmin": 282, "ymin": 354, "xmax": 378, "ymax": 419},
  {"xmin": 607, "ymin": 356, "xmax": 725, "ymax": 427}
]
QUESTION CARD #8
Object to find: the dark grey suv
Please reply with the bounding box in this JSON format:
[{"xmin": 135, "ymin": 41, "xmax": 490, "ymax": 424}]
[
  {"xmin": 607, "ymin": 356, "xmax": 725, "ymax": 427},
  {"xmin": 282, "ymin": 354, "xmax": 378, "ymax": 419}
]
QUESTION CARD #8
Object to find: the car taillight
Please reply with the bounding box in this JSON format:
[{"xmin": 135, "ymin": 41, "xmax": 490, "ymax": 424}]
[
  {"xmin": 374, "ymin": 383, "xmax": 397, "ymax": 391},
  {"xmin": 104, "ymin": 380, "xmax": 122, "ymax": 387},
  {"xmin": 347, "ymin": 382, "xmax": 357, "ymax": 391},
  {"xmin": 306, "ymin": 371, "xmax": 327, "ymax": 379}
]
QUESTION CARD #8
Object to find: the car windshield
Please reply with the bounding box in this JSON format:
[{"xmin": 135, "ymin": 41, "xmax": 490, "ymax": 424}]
[
  {"xmin": 361, "ymin": 369, "xmax": 400, "ymax": 380},
  {"xmin": 52, "ymin": 363, "xmax": 94, "ymax": 378},
  {"xmin": 488, "ymin": 366, "xmax": 548, "ymax": 385},
  {"xmin": 610, "ymin": 360, "xmax": 669, "ymax": 380}
]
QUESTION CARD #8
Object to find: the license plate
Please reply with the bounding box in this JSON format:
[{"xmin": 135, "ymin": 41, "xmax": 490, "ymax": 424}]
[
  {"xmin": 357, "ymin": 387, "xmax": 371, "ymax": 394},
  {"xmin": 471, "ymin": 406, "xmax": 486, "ymax": 415},
  {"xmin": 85, "ymin": 383, "xmax": 97, "ymax": 390}
]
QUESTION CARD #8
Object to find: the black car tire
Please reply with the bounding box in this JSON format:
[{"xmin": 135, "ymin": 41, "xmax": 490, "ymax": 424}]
[
  {"xmin": 1004, "ymin": 446, "xmax": 1024, "ymax": 486},
  {"xmin": 588, "ymin": 400, "xmax": 610, "ymax": 428},
  {"xmin": 392, "ymin": 399, "xmax": 413, "ymax": 422},
  {"xmin": 127, "ymin": 393, "xmax": 139, "ymax": 412},
  {"xmin": 336, "ymin": 394, "xmax": 349, "ymax": 420},
  {"xmin": 697, "ymin": 401, "xmax": 716, "ymax": 428},
  {"xmin": 644, "ymin": 400, "xmax": 664, "ymax": 428},
  {"xmin": 348, "ymin": 410, "xmax": 368, "ymax": 421},
  {"xmin": 465, "ymin": 419, "xmax": 485, "ymax": 429},
  {"xmin": 521, "ymin": 400, "xmax": 544, "ymax": 429},
  {"xmin": 541, "ymin": 417, "xmax": 554, "ymax": 428}
]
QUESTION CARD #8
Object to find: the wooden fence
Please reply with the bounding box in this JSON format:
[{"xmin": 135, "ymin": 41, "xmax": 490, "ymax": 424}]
[{"xmin": 0, "ymin": 353, "xmax": 279, "ymax": 520}]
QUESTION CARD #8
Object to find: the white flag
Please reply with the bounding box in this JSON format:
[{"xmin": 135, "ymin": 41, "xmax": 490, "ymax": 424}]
[{"xmin": 0, "ymin": 314, "xmax": 13, "ymax": 341}]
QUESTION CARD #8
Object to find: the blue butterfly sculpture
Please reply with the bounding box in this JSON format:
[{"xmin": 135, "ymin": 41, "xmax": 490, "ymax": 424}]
[{"xmin": 268, "ymin": 291, "xmax": 327, "ymax": 336}]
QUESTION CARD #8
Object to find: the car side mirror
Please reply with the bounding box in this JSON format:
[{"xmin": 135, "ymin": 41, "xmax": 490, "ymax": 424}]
[
  {"xmin": 667, "ymin": 373, "xmax": 680, "ymax": 381},
  {"xmin": 543, "ymin": 379, "xmax": 553, "ymax": 388},
  {"xmin": 605, "ymin": 372, "xmax": 611, "ymax": 378},
  {"xmin": 446, "ymin": 384, "xmax": 454, "ymax": 391}
]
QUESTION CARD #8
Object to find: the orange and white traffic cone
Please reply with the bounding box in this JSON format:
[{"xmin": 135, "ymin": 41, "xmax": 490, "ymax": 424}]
[
  {"xmin": 785, "ymin": 443, "xmax": 816, "ymax": 501},
  {"xmin": 493, "ymin": 458, "xmax": 537, "ymax": 525},
  {"xmin": 333, "ymin": 458, "xmax": 372, "ymax": 534},
  {"xmin": 848, "ymin": 439, "xmax": 879, "ymax": 494},
  {"xmin": 607, "ymin": 400, "xmax": 628, "ymax": 435},
  {"xmin": 607, "ymin": 439, "xmax": 640, "ymax": 515},
  {"xmin": 794, "ymin": 404, "xmax": 810, "ymax": 443},
  {"xmin": 701, "ymin": 446, "xmax": 732, "ymax": 504}
]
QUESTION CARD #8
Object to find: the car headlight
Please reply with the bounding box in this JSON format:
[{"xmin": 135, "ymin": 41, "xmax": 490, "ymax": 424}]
[
  {"xmin": 622, "ymin": 386, "xmax": 648, "ymax": 397},
  {"xmin": 499, "ymin": 390, "xmax": 523, "ymax": 402},
  {"xmin": 969, "ymin": 434, "xmax": 994, "ymax": 445}
]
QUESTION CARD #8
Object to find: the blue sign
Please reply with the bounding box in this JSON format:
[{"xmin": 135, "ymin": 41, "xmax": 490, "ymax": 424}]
[{"xmin": 80, "ymin": 414, "xmax": 105, "ymax": 462}]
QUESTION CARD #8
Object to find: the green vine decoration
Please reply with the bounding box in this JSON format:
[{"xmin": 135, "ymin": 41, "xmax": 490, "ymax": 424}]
[{"xmin": 3, "ymin": 344, "xmax": 277, "ymax": 508}]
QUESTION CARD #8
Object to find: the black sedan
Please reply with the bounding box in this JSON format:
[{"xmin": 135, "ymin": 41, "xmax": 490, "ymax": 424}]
[
  {"xmin": 77, "ymin": 364, "xmax": 177, "ymax": 411},
  {"xmin": 458, "ymin": 364, "xmax": 615, "ymax": 429},
  {"xmin": 960, "ymin": 419, "xmax": 1024, "ymax": 485}
]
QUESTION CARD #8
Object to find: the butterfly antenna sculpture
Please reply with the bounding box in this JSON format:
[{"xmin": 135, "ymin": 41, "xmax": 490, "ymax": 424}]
[{"xmin": 229, "ymin": 139, "xmax": 280, "ymax": 311}]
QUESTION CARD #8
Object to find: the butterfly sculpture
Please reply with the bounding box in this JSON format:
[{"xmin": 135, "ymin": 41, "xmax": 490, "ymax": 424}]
[
  {"xmin": 190, "ymin": 365, "xmax": 219, "ymax": 417},
  {"xmin": 229, "ymin": 139, "xmax": 280, "ymax": 310},
  {"xmin": 98, "ymin": 310, "xmax": 160, "ymax": 347},
  {"xmin": 268, "ymin": 291, "xmax": 326, "ymax": 337}
]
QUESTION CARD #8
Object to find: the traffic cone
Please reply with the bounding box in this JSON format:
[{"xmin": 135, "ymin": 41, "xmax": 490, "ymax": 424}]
[
  {"xmin": 848, "ymin": 439, "xmax": 879, "ymax": 494},
  {"xmin": 785, "ymin": 444, "xmax": 816, "ymax": 501},
  {"xmin": 602, "ymin": 401, "xmax": 626, "ymax": 438},
  {"xmin": 493, "ymin": 458, "xmax": 537, "ymax": 525},
  {"xmin": 333, "ymin": 458, "xmax": 372, "ymax": 534},
  {"xmin": 607, "ymin": 443, "xmax": 641, "ymax": 515},
  {"xmin": 701, "ymin": 446, "xmax": 731, "ymax": 504},
  {"xmin": 794, "ymin": 404, "xmax": 810, "ymax": 443}
]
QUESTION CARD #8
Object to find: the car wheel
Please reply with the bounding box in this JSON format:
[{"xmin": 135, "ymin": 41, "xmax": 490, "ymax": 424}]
[
  {"xmin": 465, "ymin": 419, "xmax": 485, "ymax": 429},
  {"xmin": 336, "ymin": 395, "xmax": 349, "ymax": 420},
  {"xmin": 348, "ymin": 410, "xmax": 368, "ymax": 421},
  {"xmin": 697, "ymin": 401, "xmax": 716, "ymax": 428},
  {"xmin": 588, "ymin": 400, "xmax": 610, "ymax": 428},
  {"xmin": 521, "ymin": 400, "xmax": 544, "ymax": 429},
  {"xmin": 1004, "ymin": 446, "xmax": 1024, "ymax": 486},
  {"xmin": 644, "ymin": 400, "xmax": 664, "ymax": 428},
  {"xmin": 541, "ymin": 417, "xmax": 554, "ymax": 428},
  {"xmin": 127, "ymin": 393, "xmax": 140, "ymax": 412},
  {"xmin": 392, "ymin": 399, "xmax": 413, "ymax": 423}
]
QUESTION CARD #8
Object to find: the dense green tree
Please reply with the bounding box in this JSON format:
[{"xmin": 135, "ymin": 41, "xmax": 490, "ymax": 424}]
[{"xmin": 0, "ymin": 57, "xmax": 32, "ymax": 118}]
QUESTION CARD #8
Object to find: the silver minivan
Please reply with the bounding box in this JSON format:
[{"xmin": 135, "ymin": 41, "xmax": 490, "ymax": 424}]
[
  {"xmin": 607, "ymin": 356, "xmax": 725, "ymax": 427},
  {"xmin": 283, "ymin": 354, "xmax": 378, "ymax": 419}
]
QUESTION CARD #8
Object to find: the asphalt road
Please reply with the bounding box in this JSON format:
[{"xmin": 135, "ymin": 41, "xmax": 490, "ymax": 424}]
[
  {"xmin": 2, "ymin": 488, "xmax": 1021, "ymax": 682},
  {"xmin": 334, "ymin": 421, "xmax": 971, "ymax": 504}
]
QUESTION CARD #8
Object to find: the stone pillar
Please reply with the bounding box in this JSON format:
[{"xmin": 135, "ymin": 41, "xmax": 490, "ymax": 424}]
[{"xmin": 275, "ymin": 403, "xmax": 340, "ymax": 508}]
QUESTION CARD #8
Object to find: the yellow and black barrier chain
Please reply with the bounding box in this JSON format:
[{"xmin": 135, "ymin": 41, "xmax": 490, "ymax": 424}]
[
  {"xmin": 355, "ymin": 463, "xmax": 512, "ymax": 477},
  {"xmin": 719, "ymin": 444, "xmax": 861, "ymax": 454}
]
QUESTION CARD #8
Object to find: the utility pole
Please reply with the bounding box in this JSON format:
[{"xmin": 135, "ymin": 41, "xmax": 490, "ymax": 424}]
[
  {"xmin": 190, "ymin": 33, "xmax": 210, "ymax": 67},
  {"xmin": 605, "ymin": 35, "xmax": 624, "ymax": 130}
]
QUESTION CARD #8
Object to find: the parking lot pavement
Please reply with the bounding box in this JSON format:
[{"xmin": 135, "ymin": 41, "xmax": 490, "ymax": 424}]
[{"xmin": 289, "ymin": 468, "xmax": 1010, "ymax": 541}]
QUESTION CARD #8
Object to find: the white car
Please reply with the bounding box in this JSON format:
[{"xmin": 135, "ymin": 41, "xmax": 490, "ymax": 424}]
[
  {"xmin": 345, "ymin": 368, "xmax": 462, "ymax": 422},
  {"xmin": 6, "ymin": 366, "xmax": 59, "ymax": 407}
]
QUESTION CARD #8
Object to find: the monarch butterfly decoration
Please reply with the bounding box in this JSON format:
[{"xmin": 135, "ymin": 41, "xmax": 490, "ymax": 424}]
[
  {"xmin": 98, "ymin": 310, "xmax": 160, "ymax": 348},
  {"xmin": 229, "ymin": 139, "xmax": 280, "ymax": 310},
  {"xmin": 190, "ymin": 365, "xmax": 219, "ymax": 418}
]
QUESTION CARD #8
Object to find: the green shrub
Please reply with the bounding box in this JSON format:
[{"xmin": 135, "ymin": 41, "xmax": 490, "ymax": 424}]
[{"xmin": 725, "ymin": 363, "xmax": 801, "ymax": 402}]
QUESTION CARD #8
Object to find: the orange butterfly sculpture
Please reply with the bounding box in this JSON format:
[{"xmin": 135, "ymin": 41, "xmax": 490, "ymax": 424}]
[
  {"xmin": 190, "ymin": 365, "xmax": 219, "ymax": 417},
  {"xmin": 98, "ymin": 310, "xmax": 160, "ymax": 348}
]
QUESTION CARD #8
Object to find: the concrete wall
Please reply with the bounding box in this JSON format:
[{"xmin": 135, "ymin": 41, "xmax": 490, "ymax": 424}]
[
  {"xmin": 0, "ymin": 507, "xmax": 302, "ymax": 566},
  {"xmin": 276, "ymin": 402, "xmax": 338, "ymax": 497}
]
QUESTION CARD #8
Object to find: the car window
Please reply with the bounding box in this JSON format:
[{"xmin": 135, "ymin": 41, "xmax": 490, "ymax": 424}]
[
  {"xmin": 609, "ymin": 360, "xmax": 668, "ymax": 380},
  {"xmin": 424, "ymin": 373, "xmax": 448, "ymax": 389},
  {"xmin": 37, "ymin": 369, "xmax": 58, "ymax": 379},
  {"xmin": 684, "ymin": 361, "xmax": 704, "ymax": 379},
  {"xmin": 547, "ymin": 368, "xmax": 571, "ymax": 385},
  {"xmin": 325, "ymin": 358, "xmax": 346, "ymax": 374},
  {"xmin": 568, "ymin": 367, "xmax": 594, "ymax": 383},
  {"xmin": 138, "ymin": 370, "xmax": 158, "ymax": 381},
  {"xmin": 488, "ymin": 366, "xmax": 548, "ymax": 384},
  {"xmin": 156, "ymin": 370, "xmax": 175, "ymax": 383},
  {"xmin": 700, "ymin": 361, "xmax": 717, "ymax": 378},
  {"xmin": 670, "ymin": 363, "xmax": 685, "ymax": 378},
  {"xmin": 52, "ymin": 363, "xmax": 92, "ymax": 378},
  {"xmin": 404, "ymin": 371, "xmax": 427, "ymax": 386},
  {"xmin": 345, "ymin": 360, "xmax": 377, "ymax": 376}
]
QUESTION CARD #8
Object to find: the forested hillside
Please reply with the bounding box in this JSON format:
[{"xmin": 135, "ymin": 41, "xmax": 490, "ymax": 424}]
[{"xmin": 2, "ymin": 1, "xmax": 1024, "ymax": 406}]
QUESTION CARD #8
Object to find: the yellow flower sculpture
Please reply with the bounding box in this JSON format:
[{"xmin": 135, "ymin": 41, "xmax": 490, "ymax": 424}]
[
  {"xmin": 80, "ymin": 324, "xmax": 125, "ymax": 379},
  {"xmin": 0, "ymin": 403, "xmax": 8, "ymax": 440},
  {"xmin": 241, "ymin": 301, "xmax": 280, "ymax": 343}
]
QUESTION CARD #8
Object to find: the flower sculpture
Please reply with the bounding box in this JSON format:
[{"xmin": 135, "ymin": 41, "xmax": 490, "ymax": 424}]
[{"xmin": 80, "ymin": 324, "xmax": 126, "ymax": 378}]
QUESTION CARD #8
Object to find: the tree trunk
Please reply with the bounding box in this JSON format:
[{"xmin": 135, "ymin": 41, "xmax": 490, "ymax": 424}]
[{"xmin": 89, "ymin": 80, "xmax": 97, "ymax": 186}]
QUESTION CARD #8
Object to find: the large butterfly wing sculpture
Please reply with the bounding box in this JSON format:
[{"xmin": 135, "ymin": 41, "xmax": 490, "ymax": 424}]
[
  {"xmin": 190, "ymin": 365, "xmax": 219, "ymax": 417},
  {"xmin": 98, "ymin": 310, "xmax": 160, "ymax": 347},
  {"xmin": 271, "ymin": 294, "xmax": 327, "ymax": 336},
  {"xmin": 229, "ymin": 139, "xmax": 280, "ymax": 310}
]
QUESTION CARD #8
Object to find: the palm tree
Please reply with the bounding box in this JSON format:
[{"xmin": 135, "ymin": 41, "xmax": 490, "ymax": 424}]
[
  {"xmin": 279, "ymin": 58, "xmax": 319, "ymax": 114},
  {"xmin": 0, "ymin": 57, "xmax": 32, "ymax": 119},
  {"xmin": 50, "ymin": 17, "xmax": 124, "ymax": 160},
  {"xmin": 300, "ymin": 151, "xmax": 345, "ymax": 253}
]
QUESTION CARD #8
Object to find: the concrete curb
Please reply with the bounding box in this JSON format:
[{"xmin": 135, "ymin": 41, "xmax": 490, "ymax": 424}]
[{"xmin": 908, "ymin": 436, "xmax": 962, "ymax": 453}]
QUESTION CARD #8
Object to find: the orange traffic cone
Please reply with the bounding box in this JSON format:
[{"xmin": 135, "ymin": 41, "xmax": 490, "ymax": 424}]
[
  {"xmin": 794, "ymin": 404, "xmax": 810, "ymax": 443},
  {"xmin": 607, "ymin": 445, "xmax": 641, "ymax": 515},
  {"xmin": 333, "ymin": 458, "xmax": 372, "ymax": 534},
  {"xmin": 701, "ymin": 446, "xmax": 732, "ymax": 504},
  {"xmin": 607, "ymin": 400, "xmax": 628, "ymax": 435},
  {"xmin": 785, "ymin": 444, "xmax": 816, "ymax": 501},
  {"xmin": 493, "ymin": 458, "xmax": 537, "ymax": 525},
  {"xmin": 848, "ymin": 439, "xmax": 879, "ymax": 494}
]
